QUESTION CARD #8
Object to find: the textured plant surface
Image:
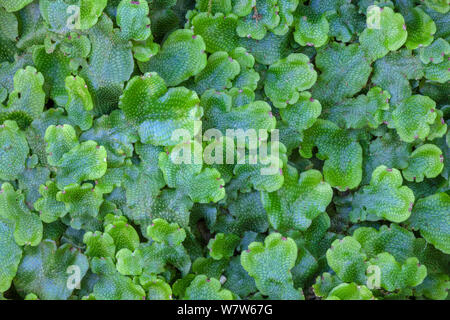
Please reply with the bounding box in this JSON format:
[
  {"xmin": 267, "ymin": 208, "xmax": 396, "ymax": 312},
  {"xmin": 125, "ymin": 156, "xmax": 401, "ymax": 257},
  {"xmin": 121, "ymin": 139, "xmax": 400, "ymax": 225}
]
[{"xmin": 0, "ymin": 0, "xmax": 448, "ymax": 301}]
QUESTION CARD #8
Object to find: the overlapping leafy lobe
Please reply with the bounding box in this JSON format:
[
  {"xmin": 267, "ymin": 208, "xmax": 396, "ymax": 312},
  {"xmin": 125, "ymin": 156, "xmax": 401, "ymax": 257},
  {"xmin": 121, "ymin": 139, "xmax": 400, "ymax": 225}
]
[
  {"xmin": 32, "ymin": 46, "xmax": 72, "ymax": 107},
  {"xmin": 264, "ymin": 53, "xmax": 317, "ymax": 108},
  {"xmin": 369, "ymin": 252, "xmax": 427, "ymax": 291},
  {"xmin": 116, "ymin": 248, "xmax": 143, "ymax": 275},
  {"xmin": 0, "ymin": 120, "xmax": 29, "ymax": 181},
  {"xmin": 325, "ymin": 4, "xmax": 365, "ymax": 43},
  {"xmin": 61, "ymin": 32, "xmax": 92, "ymax": 61},
  {"xmin": 325, "ymin": 87, "xmax": 390, "ymax": 129},
  {"xmin": 184, "ymin": 275, "xmax": 233, "ymax": 300},
  {"xmin": 148, "ymin": 218, "xmax": 186, "ymax": 246},
  {"xmin": 403, "ymin": 144, "xmax": 444, "ymax": 182},
  {"xmin": 0, "ymin": 8, "xmax": 19, "ymax": 63},
  {"xmin": 300, "ymin": 119, "xmax": 363, "ymax": 191},
  {"xmin": 231, "ymin": 141, "xmax": 287, "ymax": 193},
  {"xmin": 214, "ymin": 191, "xmax": 269, "ymax": 235},
  {"xmin": 312, "ymin": 272, "xmax": 343, "ymax": 298},
  {"xmin": 11, "ymin": 4, "xmax": 45, "ymax": 51},
  {"xmin": 57, "ymin": 183, "xmax": 104, "ymax": 230},
  {"xmin": 44, "ymin": 124, "xmax": 78, "ymax": 166},
  {"xmin": 207, "ymin": 233, "xmax": 240, "ymax": 260},
  {"xmin": 1, "ymin": 67, "xmax": 45, "ymax": 128},
  {"xmin": 223, "ymin": 256, "xmax": 257, "ymax": 297},
  {"xmin": 125, "ymin": 180, "xmax": 189, "ymax": 228},
  {"xmin": 408, "ymin": 193, "xmax": 450, "ymax": 254},
  {"xmin": 138, "ymin": 29, "xmax": 207, "ymax": 86},
  {"xmin": 0, "ymin": 219, "xmax": 22, "ymax": 293},
  {"xmin": 104, "ymin": 215, "xmax": 140, "ymax": 252},
  {"xmin": 326, "ymin": 230, "xmax": 429, "ymax": 295},
  {"xmin": 391, "ymin": 95, "xmax": 437, "ymax": 143},
  {"xmin": 159, "ymin": 141, "xmax": 226, "ymax": 203},
  {"xmin": 420, "ymin": 38, "xmax": 450, "ymax": 64},
  {"xmin": 142, "ymin": 219, "xmax": 191, "ymax": 276},
  {"xmin": 191, "ymin": 256, "xmax": 228, "ymax": 279},
  {"xmin": 279, "ymin": 91, "xmax": 321, "ymax": 132},
  {"xmin": 79, "ymin": 0, "xmax": 108, "ymax": 30},
  {"xmin": 235, "ymin": 0, "xmax": 280, "ymax": 40},
  {"xmin": 261, "ymin": 165, "xmax": 333, "ymax": 232},
  {"xmin": 80, "ymin": 14, "xmax": 134, "ymax": 115},
  {"xmin": 117, "ymin": 0, "xmax": 151, "ymax": 41},
  {"xmin": 80, "ymin": 110, "xmax": 138, "ymax": 167},
  {"xmin": 350, "ymin": 165, "xmax": 415, "ymax": 223},
  {"xmin": 404, "ymin": 7, "xmax": 436, "ymax": 50},
  {"xmin": 54, "ymin": 140, "xmax": 107, "ymax": 189},
  {"xmin": 0, "ymin": 183, "xmax": 42, "ymax": 246},
  {"xmin": 326, "ymin": 283, "xmax": 374, "ymax": 300},
  {"xmin": 359, "ymin": 6, "xmax": 407, "ymax": 61},
  {"xmin": 239, "ymin": 31, "xmax": 292, "ymax": 65},
  {"xmin": 141, "ymin": 275, "xmax": 173, "ymax": 300},
  {"xmin": 132, "ymin": 34, "xmax": 159, "ymax": 63},
  {"xmin": 415, "ymin": 273, "xmax": 450, "ymax": 300},
  {"xmin": 39, "ymin": 0, "xmax": 107, "ymax": 33},
  {"xmin": 190, "ymin": 51, "xmax": 241, "ymax": 94},
  {"xmin": 272, "ymin": 0, "xmax": 298, "ymax": 35},
  {"xmin": 90, "ymin": 257, "xmax": 145, "ymax": 300},
  {"xmin": 83, "ymin": 231, "xmax": 116, "ymax": 259},
  {"xmin": 200, "ymin": 89, "xmax": 275, "ymax": 133},
  {"xmin": 122, "ymin": 167, "xmax": 176, "ymax": 230},
  {"xmin": 371, "ymin": 49, "xmax": 424, "ymax": 105},
  {"xmin": 0, "ymin": 53, "xmax": 33, "ymax": 94},
  {"xmin": 34, "ymin": 181, "xmax": 68, "ymax": 223},
  {"xmin": 16, "ymin": 155, "xmax": 48, "ymax": 207},
  {"xmin": 294, "ymin": 5, "xmax": 329, "ymax": 48},
  {"xmin": 241, "ymin": 233, "xmax": 302, "ymax": 299},
  {"xmin": 0, "ymin": 6, "xmax": 18, "ymax": 49},
  {"xmin": 64, "ymin": 76, "xmax": 94, "ymax": 131},
  {"xmin": 231, "ymin": 48, "xmax": 260, "ymax": 91},
  {"xmin": 326, "ymin": 237, "xmax": 367, "ymax": 284},
  {"xmin": 120, "ymin": 72, "xmax": 202, "ymax": 146},
  {"xmin": 0, "ymin": 6, "xmax": 18, "ymax": 41},
  {"xmin": 14, "ymin": 240, "xmax": 89, "ymax": 300},
  {"xmin": 24, "ymin": 108, "xmax": 70, "ymax": 166},
  {"xmin": 423, "ymin": 53, "xmax": 450, "ymax": 83},
  {"xmin": 312, "ymin": 42, "xmax": 372, "ymax": 106},
  {"xmin": 192, "ymin": 12, "xmax": 240, "ymax": 53},
  {"xmin": 353, "ymin": 224, "xmax": 418, "ymax": 263},
  {"xmin": 147, "ymin": 6, "xmax": 179, "ymax": 42}
]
